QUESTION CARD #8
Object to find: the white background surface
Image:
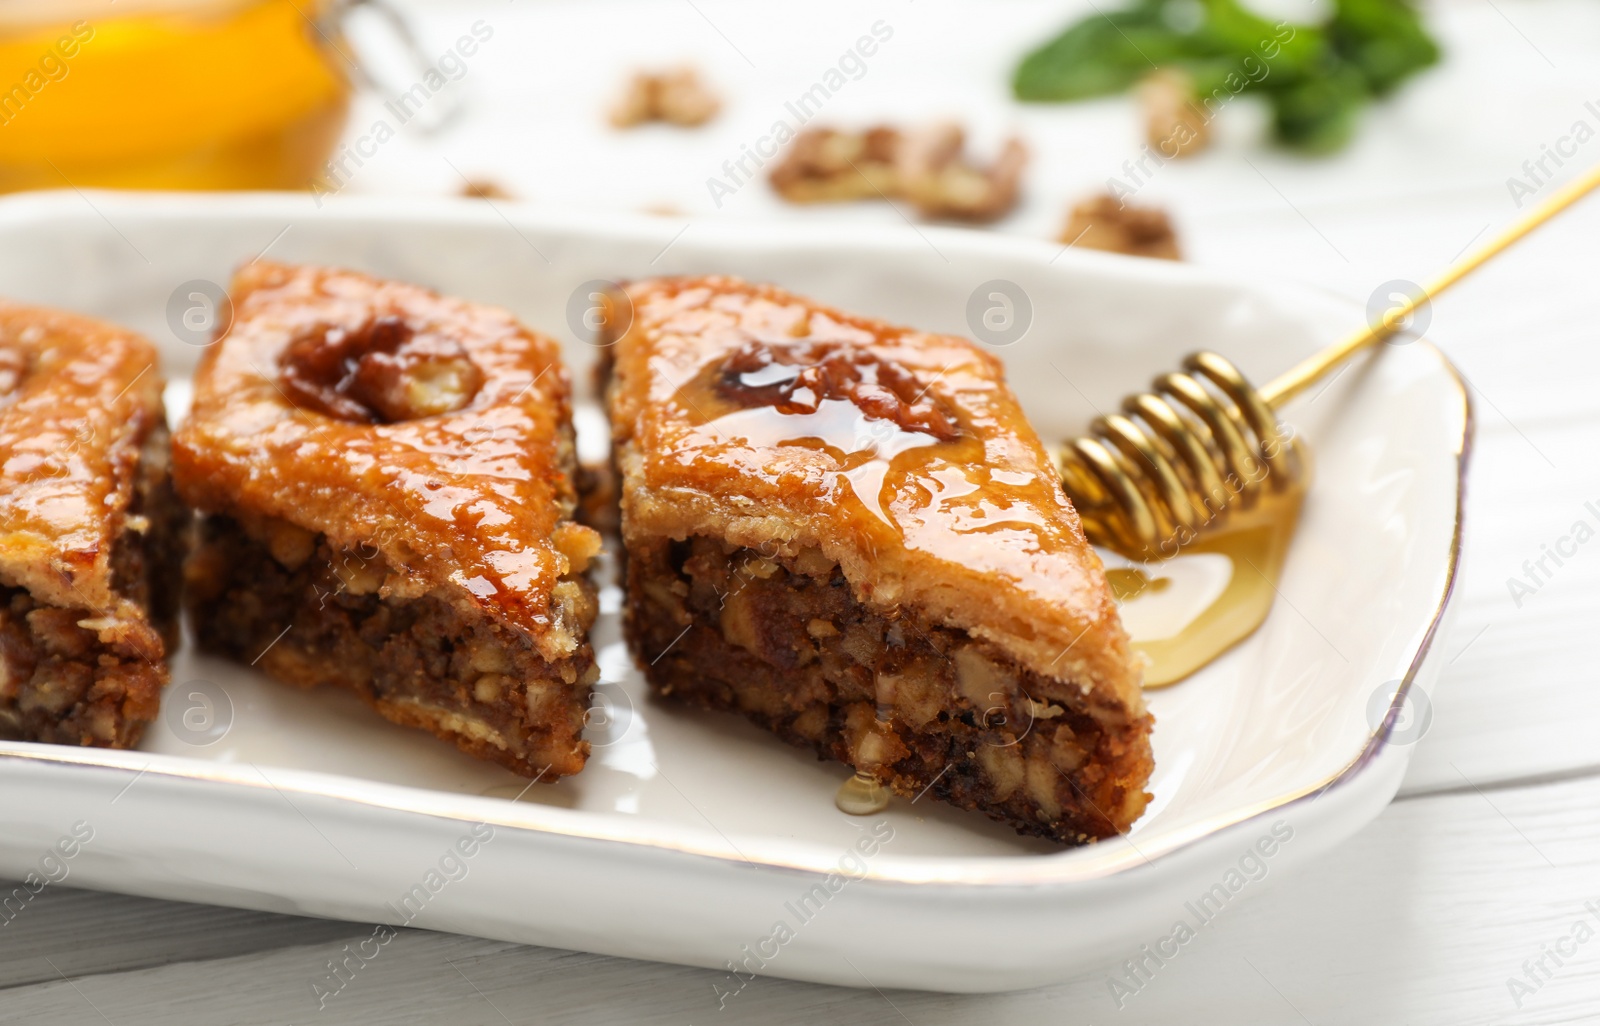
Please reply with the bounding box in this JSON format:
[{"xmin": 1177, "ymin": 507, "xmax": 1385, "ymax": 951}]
[{"xmin": 5, "ymin": 0, "xmax": 1600, "ymax": 1021}]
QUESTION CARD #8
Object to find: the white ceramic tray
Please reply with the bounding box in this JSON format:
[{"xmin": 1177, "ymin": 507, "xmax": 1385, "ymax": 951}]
[{"xmin": 0, "ymin": 192, "xmax": 1467, "ymax": 993}]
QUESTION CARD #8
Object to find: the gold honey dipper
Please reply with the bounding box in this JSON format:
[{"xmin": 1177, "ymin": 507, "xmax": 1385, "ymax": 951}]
[{"xmin": 1061, "ymin": 160, "xmax": 1600, "ymax": 686}]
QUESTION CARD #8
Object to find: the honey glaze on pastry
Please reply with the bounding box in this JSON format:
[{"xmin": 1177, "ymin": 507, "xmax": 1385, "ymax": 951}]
[
  {"xmin": 605, "ymin": 276, "xmax": 1152, "ymax": 843},
  {"xmin": 174, "ymin": 262, "xmax": 600, "ymax": 779},
  {"xmin": 0, "ymin": 303, "xmax": 184, "ymax": 748},
  {"xmin": 277, "ymin": 314, "xmax": 484, "ymax": 423}
]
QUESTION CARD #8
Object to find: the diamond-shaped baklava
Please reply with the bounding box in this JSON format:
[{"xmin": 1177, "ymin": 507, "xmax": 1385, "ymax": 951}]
[
  {"xmin": 0, "ymin": 303, "xmax": 183, "ymax": 748},
  {"xmin": 174, "ymin": 262, "xmax": 599, "ymax": 779},
  {"xmin": 604, "ymin": 276, "xmax": 1152, "ymax": 842}
]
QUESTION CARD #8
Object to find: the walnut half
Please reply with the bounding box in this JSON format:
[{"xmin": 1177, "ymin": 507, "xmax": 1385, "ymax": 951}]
[
  {"xmin": 715, "ymin": 338, "xmax": 960, "ymax": 442},
  {"xmin": 897, "ymin": 123, "xmax": 1028, "ymax": 223},
  {"xmin": 768, "ymin": 122, "xmax": 1027, "ymax": 223},
  {"xmin": 767, "ymin": 126, "xmax": 901, "ymax": 203},
  {"xmin": 1139, "ymin": 69, "xmax": 1210, "ymax": 160},
  {"xmin": 1060, "ymin": 193, "xmax": 1182, "ymax": 261},
  {"xmin": 609, "ymin": 67, "xmax": 720, "ymax": 128},
  {"xmin": 279, "ymin": 316, "xmax": 484, "ymax": 423}
]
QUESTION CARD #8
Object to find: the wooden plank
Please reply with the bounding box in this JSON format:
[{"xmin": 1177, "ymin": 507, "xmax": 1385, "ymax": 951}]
[
  {"xmin": 0, "ymin": 884, "xmax": 363, "ymax": 989},
  {"xmin": 7, "ymin": 771, "xmax": 1600, "ymax": 1025},
  {"xmin": 1400, "ymin": 418, "xmax": 1600, "ymax": 794}
]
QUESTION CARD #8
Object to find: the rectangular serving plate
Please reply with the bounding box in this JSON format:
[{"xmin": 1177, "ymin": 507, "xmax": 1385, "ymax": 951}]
[{"xmin": 0, "ymin": 192, "xmax": 1467, "ymax": 993}]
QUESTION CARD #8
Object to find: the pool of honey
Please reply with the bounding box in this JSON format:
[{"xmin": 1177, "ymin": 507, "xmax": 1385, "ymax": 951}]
[
  {"xmin": 0, "ymin": 0, "xmax": 349, "ymax": 192},
  {"xmin": 1101, "ymin": 463, "xmax": 1310, "ymax": 688}
]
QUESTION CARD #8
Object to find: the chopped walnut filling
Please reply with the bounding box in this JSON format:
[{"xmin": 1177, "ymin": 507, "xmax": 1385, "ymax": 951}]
[
  {"xmin": 1060, "ymin": 193, "xmax": 1183, "ymax": 260},
  {"xmin": 716, "ymin": 338, "xmax": 959, "ymax": 442},
  {"xmin": 609, "ymin": 67, "xmax": 720, "ymax": 128},
  {"xmin": 0, "ymin": 590, "xmax": 165, "ymax": 748},
  {"xmin": 768, "ymin": 122, "xmax": 1027, "ymax": 223},
  {"xmin": 630, "ymin": 536, "xmax": 1153, "ymax": 842},
  {"xmin": 279, "ymin": 316, "xmax": 484, "ymax": 423},
  {"xmin": 188, "ymin": 513, "xmax": 595, "ymax": 779}
]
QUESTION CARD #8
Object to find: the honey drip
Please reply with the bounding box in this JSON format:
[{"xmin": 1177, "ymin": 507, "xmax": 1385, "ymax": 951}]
[
  {"xmin": 1103, "ymin": 472, "xmax": 1308, "ymax": 688},
  {"xmin": 837, "ymin": 698, "xmax": 896, "ymax": 815},
  {"xmin": 835, "ymin": 770, "xmax": 890, "ymax": 816}
]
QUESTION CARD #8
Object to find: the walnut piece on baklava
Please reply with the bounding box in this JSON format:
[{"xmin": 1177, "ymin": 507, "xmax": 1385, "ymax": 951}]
[
  {"xmin": 173, "ymin": 262, "xmax": 600, "ymax": 780},
  {"xmin": 0, "ymin": 303, "xmax": 184, "ymax": 749},
  {"xmin": 604, "ymin": 277, "xmax": 1152, "ymax": 843}
]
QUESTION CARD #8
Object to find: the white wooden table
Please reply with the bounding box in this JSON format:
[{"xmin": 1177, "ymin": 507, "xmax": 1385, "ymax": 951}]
[{"xmin": 7, "ymin": 0, "xmax": 1600, "ymax": 1021}]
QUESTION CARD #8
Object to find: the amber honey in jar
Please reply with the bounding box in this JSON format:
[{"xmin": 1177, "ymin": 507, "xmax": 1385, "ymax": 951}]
[{"xmin": 0, "ymin": 0, "xmax": 351, "ymax": 192}]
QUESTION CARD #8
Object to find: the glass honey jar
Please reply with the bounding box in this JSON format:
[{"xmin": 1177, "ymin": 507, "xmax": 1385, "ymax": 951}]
[{"xmin": 0, "ymin": 0, "xmax": 353, "ymax": 192}]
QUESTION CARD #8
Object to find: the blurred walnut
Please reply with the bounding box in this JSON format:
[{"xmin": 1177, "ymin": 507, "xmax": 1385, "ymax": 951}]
[
  {"xmin": 609, "ymin": 67, "xmax": 720, "ymax": 128},
  {"xmin": 897, "ymin": 123, "xmax": 1027, "ymax": 222},
  {"xmin": 1060, "ymin": 194, "xmax": 1182, "ymax": 260},
  {"xmin": 767, "ymin": 126, "xmax": 901, "ymax": 203},
  {"xmin": 1139, "ymin": 68, "xmax": 1210, "ymax": 159},
  {"xmin": 769, "ymin": 122, "xmax": 1026, "ymax": 223},
  {"xmin": 458, "ymin": 178, "xmax": 514, "ymax": 200}
]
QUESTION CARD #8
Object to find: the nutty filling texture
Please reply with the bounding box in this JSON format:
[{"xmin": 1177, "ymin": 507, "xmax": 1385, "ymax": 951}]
[
  {"xmin": 0, "ymin": 424, "xmax": 184, "ymax": 748},
  {"xmin": 628, "ymin": 536, "xmax": 1153, "ymax": 843},
  {"xmin": 113, "ymin": 423, "xmax": 186, "ymax": 652},
  {"xmin": 0, "ymin": 590, "xmax": 164, "ymax": 747},
  {"xmin": 186, "ymin": 513, "xmax": 595, "ymax": 779}
]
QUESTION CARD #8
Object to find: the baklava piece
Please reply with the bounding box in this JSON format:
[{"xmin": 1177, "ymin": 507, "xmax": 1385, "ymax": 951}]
[
  {"xmin": 174, "ymin": 263, "xmax": 600, "ymax": 779},
  {"xmin": 603, "ymin": 277, "xmax": 1152, "ymax": 844},
  {"xmin": 0, "ymin": 303, "xmax": 183, "ymax": 748}
]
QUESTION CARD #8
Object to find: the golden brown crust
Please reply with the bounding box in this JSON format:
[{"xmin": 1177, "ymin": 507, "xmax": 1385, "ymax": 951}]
[
  {"xmin": 172, "ymin": 261, "xmax": 600, "ymax": 663},
  {"xmin": 173, "ymin": 263, "xmax": 600, "ymax": 778},
  {"xmin": 0, "ymin": 302, "xmax": 177, "ymax": 748},
  {"xmin": 606, "ymin": 276, "xmax": 1151, "ymax": 839},
  {"xmin": 605, "ymin": 276, "xmax": 1143, "ymax": 714},
  {"xmin": 0, "ymin": 302, "xmax": 168, "ymax": 613}
]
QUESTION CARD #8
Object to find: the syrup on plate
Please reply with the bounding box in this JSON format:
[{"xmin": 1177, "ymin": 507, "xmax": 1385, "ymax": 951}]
[
  {"xmin": 834, "ymin": 770, "xmax": 891, "ymax": 816},
  {"xmin": 1102, "ymin": 473, "xmax": 1308, "ymax": 687}
]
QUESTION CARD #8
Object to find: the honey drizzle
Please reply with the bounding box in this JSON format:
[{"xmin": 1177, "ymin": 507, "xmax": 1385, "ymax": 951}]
[
  {"xmin": 1104, "ymin": 471, "xmax": 1308, "ymax": 688},
  {"xmin": 834, "ymin": 770, "xmax": 890, "ymax": 816}
]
